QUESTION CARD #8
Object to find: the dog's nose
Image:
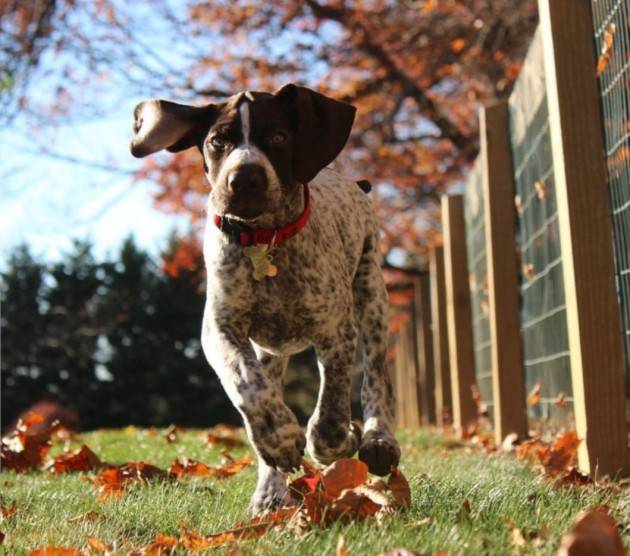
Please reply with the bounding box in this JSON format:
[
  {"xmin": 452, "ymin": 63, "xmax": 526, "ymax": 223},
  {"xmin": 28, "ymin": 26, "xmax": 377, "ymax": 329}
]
[{"xmin": 228, "ymin": 165, "xmax": 266, "ymax": 193}]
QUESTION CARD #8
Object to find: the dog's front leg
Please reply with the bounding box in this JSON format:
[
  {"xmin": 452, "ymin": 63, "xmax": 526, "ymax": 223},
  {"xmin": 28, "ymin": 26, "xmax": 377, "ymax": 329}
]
[
  {"xmin": 201, "ymin": 314, "xmax": 305, "ymax": 474},
  {"xmin": 307, "ymin": 320, "xmax": 362, "ymax": 465}
]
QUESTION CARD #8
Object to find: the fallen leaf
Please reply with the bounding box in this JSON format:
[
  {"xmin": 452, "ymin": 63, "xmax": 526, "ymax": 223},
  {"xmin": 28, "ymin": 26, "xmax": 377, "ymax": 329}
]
[
  {"xmin": 1, "ymin": 501, "xmax": 17, "ymax": 520},
  {"xmin": 596, "ymin": 23, "xmax": 616, "ymax": 76},
  {"xmin": 1, "ymin": 416, "xmax": 59, "ymax": 472},
  {"xmin": 451, "ymin": 38, "xmax": 466, "ymax": 53},
  {"xmin": 337, "ymin": 535, "xmax": 350, "ymax": 556},
  {"xmin": 522, "ymin": 262, "xmax": 535, "ymax": 281},
  {"xmin": 164, "ymin": 425, "xmax": 180, "ymax": 444},
  {"xmin": 168, "ymin": 455, "xmax": 253, "ymax": 479},
  {"xmin": 547, "ymin": 431, "xmax": 580, "ymax": 473},
  {"xmin": 133, "ymin": 532, "xmax": 178, "ymax": 555},
  {"xmin": 555, "ymin": 467, "xmax": 592, "ymax": 488},
  {"xmin": 379, "ymin": 550, "xmax": 423, "ymax": 556},
  {"xmin": 86, "ymin": 536, "xmax": 113, "ymax": 554},
  {"xmin": 207, "ymin": 433, "xmax": 246, "ymax": 448},
  {"xmin": 51, "ymin": 445, "xmax": 103, "ymax": 473},
  {"xmin": 321, "ymin": 459, "xmax": 368, "ymax": 498},
  {"xmin": 30, "ymin": 548, "xmax": 83, "ymax": 556},
  {"xmin": 558, "ymin": 506, "xmax": 625, "ymax": 555},
  {"xmin": 554, "ymin": 392, "xmax": 567, "ymax": 408},
  {"xmin": 387, "ymin": 468, "xmax": 411, "ymax": 508},
  {"xmin": 534, "ymin": 180, "xmax": 547, "ymax": 200},
  {"xmin": 94, "ymin": 462, "xmax": 168, "ymax": 496},
  {"xmin": 527, "ymin": 383, "xmax": 541, "ymax": 405},
  {"xmin": 67, "ymin": 511, "xmax": 102, "ymax": 524}
]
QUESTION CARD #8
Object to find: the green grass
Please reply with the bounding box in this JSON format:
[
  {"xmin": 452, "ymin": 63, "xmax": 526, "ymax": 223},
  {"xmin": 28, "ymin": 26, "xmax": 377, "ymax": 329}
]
[{"xmin": 1, "ymin": 428, "xmax": 628, "ymax": 555}]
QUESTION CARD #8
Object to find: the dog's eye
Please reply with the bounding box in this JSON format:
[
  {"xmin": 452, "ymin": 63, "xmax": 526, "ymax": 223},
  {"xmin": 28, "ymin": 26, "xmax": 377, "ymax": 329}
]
[
  {"xmin": 210, "ymin": 136, "xmax": 228, "ymax": 150},
  {"xmin": 270, "ymin": 131, "xmax": 287, "ymax": 146}
]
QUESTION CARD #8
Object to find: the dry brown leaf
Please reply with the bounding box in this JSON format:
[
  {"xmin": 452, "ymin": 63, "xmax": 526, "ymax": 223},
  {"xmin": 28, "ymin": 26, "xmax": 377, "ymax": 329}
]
[
  {"xmin": 164, "ymin": 425, "xmax": 180, "ymax": 444},
  {"xmin": 86, "ymin": 536, "xmax": 113, "ymax": 554},
  {"xmin": 30, "ymin": 548, "xmax": 83, "ymax": 556},
  {"xmin": 534, "ymin": 180, "xmax": 547, "ymax": 200},
  {"xmin": 547, "ymin": 431, "xmax": 580, "ymax": 473},
  {"xmin": 526, "ymin": 383, "xmax": 541, "ymax": 405},
  {"xmin": 522, "ymin": 262, "xmax": 535, "ymax": 281},
  {"xmin": 337, "ymin": 535, "xmax": 351, "ymax": 556},
  {"xmin": 94, "ymin": 462, "xmax": 169, "ymax": 496},
  {"xmin": 321, "ymin": 459, "xmax": 368, "ymax": 498},
  {"xmin": 554, "ymin": 392, "xmax": 567, "ymax": 408},
  {"xmin": 0, "ymin": 501, "xmax": 17, "ymax": 520},
  {"xmin": 451, "ymin": 38, "xmax": 466, "ymax": 53},
  {"xmin": 558, "ymin": 506, "xmax": 625, "ymax": 555},
  {"xmin": 134, "ymin": 532, "xmax": 178, "ymax": 555},
  {"xmin": 1, "ymin": 415, "xmax": 58, "ymax": 472},
  {"xmin": 168, "ymin": 455, "xmax": 253, "ymax": 479},
  {"xmin": 596, "ymin": 23, "xmax": 616, "ymax": 76},
  {"xmin": 207, "ymin": 433, "xmax": 245, "ymax": 448},
  {"xmin": 387, "ymin": 468, "xmax": 411, "ymax": 508},
  {"xmin": 379, "ymin": 549, "xmax": 423, "ymax": 556},
  {"xmin": 51, "ymin": 445, "xmax": 103, "ymax": 473}
]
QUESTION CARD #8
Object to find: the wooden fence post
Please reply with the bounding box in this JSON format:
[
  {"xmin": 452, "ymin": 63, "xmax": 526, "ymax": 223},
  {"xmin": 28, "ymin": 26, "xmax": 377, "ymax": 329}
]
[
  {"xmin": 414, "ymin": 275, "xmax": 436, "ymax": 425},
  {"xmin": 442, "ymin": 195, "xmax": 477, "ymax": 434},
  {"xmin": 395, "ymin": 320, "xmax": 421, "ymax": 428},
  {"xmin": 430, "ymin": 246, "xmax": 452, "ymax": 427},
  {"xmin": 539, "ymin": 0, "xmax": 628, "ymax": 475},
  {"xmin": 479, "ymin": 102, "xmax": 528, "ymax": 444}
]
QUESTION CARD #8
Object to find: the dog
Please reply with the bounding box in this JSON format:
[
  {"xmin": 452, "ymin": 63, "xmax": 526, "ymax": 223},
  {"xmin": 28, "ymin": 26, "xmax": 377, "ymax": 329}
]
[{"xmin": 130, "ymin": 84, "xmax": 400, "ymax": 513}]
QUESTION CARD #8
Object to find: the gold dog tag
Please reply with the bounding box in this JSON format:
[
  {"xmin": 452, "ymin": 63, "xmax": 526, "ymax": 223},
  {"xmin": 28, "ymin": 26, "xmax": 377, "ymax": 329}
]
[{"xmin": 243, "ymin": 245, "xmax": 278, "ymax": 280}]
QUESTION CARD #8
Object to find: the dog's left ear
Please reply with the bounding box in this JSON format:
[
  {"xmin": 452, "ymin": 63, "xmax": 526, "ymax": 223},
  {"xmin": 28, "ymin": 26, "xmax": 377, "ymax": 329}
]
[
  {"xmin": 275, "ymin": 84, "xmax": 356, "ymax": 183},
  {"xmin": 130, "ymin": 99, "xmax": 217, "ymax": 158}
]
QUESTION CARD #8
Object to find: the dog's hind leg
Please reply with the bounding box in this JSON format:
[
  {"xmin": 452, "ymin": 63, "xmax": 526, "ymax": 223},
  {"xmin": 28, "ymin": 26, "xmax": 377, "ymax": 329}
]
[{"xmin": 353, "ymin": 232, "xmax": 401, "ymax": 476}]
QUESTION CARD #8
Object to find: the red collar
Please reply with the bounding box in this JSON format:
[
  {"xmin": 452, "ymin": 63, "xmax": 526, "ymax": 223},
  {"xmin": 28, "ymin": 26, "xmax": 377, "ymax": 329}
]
[{"xmin": 213, "ymin": 184, "xmax": 311, "ymax": 247}]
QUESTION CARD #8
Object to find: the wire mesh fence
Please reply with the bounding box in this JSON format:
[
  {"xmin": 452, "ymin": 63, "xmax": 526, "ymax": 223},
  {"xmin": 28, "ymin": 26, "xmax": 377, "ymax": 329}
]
[
  {"xmin": 591, "ymin": 0, "xmax": 630, "ymax": 408},
  {"xmin": 463, "ymin": 158, "xmax": 493, "ymax": 418},
  {"xmin": 509, "ymin": 53, "xmax": 574, "ymax": 428}
]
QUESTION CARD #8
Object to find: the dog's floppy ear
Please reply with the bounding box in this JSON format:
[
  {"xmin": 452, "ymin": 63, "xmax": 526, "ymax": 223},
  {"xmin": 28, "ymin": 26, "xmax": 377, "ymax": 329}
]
[
  {"xmin": 275, "ymin": 84, "xmax": 356, "ymax": 183},
  {"xmin": 130, "ymin": 99, "xmax": 217, "ymax": 158}
]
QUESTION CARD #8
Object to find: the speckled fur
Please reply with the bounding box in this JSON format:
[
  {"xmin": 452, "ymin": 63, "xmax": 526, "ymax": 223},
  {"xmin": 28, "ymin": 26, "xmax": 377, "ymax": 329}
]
[
  {"xmin": 202, "ymin": 169, "xmax": 400, "ymax": 513},
  {"xmin": 130, "ymin": 86, "xmax": 401, "ymax": 515}
]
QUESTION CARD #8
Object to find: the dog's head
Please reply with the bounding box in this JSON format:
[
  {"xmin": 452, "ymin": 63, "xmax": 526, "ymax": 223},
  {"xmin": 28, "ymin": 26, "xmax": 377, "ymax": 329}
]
[{"xmin": 130, "ymin": 85, "xmax": 356, "ymax": 219}]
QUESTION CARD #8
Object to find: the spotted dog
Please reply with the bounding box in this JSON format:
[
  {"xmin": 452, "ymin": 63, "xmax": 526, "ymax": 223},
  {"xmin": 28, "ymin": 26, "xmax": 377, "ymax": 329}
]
[{"xmin": 130, "ymin": 84, "xmax": 400, "ymax": 513}]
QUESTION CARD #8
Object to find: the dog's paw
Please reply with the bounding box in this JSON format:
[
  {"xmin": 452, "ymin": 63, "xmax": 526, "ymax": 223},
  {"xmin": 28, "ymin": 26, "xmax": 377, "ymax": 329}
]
[
  {"xmin": 306, "ymin": 420, "xmax": 362, "ymax": 465},
  {"xmin": 250, "ymin": 469, "xmax": 292, "ymax": 516},
  {"xmin": 358, "ymin": 430, "xmax": 400, "ymax": 476},
  {"xmin": 256, "ymin": 422, "xmax": 306, "ymax": 473}
]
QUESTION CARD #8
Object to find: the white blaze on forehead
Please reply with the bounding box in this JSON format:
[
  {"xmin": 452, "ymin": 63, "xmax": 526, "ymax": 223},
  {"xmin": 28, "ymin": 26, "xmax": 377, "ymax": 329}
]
[{"xmin": 239, "ymin": 102, "xmax": 251, "ymax": 146}]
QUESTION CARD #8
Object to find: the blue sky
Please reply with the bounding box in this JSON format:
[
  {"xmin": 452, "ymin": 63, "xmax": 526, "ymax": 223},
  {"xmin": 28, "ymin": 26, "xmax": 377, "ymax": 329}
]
[{"xmin": 0, "ymin": 90, "xmax": 189, "ymax": 266}]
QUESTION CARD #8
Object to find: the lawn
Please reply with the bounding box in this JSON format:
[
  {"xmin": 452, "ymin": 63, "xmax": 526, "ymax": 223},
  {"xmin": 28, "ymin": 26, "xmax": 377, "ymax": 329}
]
[{"xmin": 1, "ymin": 427, "xmax": 628, "ymax": 555}]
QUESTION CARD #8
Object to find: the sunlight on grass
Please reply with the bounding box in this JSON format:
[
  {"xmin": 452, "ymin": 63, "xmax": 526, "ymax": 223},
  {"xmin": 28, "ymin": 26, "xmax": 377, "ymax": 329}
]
[{"xmin": 1, "ymin": 428, "xmax": 628, "ymax": 555}]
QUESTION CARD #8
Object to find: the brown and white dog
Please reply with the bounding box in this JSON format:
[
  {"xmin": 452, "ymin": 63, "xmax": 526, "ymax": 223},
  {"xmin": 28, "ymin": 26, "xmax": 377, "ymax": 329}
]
[{"xmin": 130, "ymin": 84, "xmax": 400, "ymax": 513}]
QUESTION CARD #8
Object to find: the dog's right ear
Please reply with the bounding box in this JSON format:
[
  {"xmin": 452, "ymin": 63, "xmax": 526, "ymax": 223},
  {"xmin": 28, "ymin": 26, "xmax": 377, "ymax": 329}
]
[{"xmin": 130, "ymin": 99, "xmax": 218, "ymax": 158}]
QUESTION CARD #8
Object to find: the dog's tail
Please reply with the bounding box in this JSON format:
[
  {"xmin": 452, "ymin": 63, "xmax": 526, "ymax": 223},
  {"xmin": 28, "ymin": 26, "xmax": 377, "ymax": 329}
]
[{"xmin": 356, "ymin": 179, "xmax": 372, "ymax": 193}]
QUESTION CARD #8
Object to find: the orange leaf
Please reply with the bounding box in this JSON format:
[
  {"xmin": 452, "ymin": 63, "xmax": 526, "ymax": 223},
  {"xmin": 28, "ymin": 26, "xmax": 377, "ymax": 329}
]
[
  {"xmin": 451, "ymin": 38, "xmax": 466, "ymax": 53},
  {"xmin": 596, "ymin": 23, "xmax": 616, "ymax": 76},
  {"xmin": 546, "ymin": 431, "xmax": 580, "ymax": 473},
  {"xmin": 51, "ymin": 445, "xmax": 103, "ymax": 473},
  {"xmin": 526, "ymin": 383, "xmax": 541, "ymax": 405},
  {"xmin": 522, "ymin": 262, "xmax": 535, "ymax": 281},
  {"xmin": 168, "ymin": 455, "xmax": 253, "ymax": 479},
  {"xmin": 136, "ymin": 533, "xmax": 178, "ymax": 555},
  {"xmin": 321, "ymin": 459, "xmax": 368, "ymax": 498},
  {"xmin": 86, "ymin": 536, "xmax": 112, "ymax": 553},
  {"xmin": 387, "ymin": 468, "xmax": 411, "ymax": 508},
  {"xmin": 558, "ymin": 506, "xmax": 625, "ymax": 555},
  {"xmin": 554, "ymin": 392, "xmax": 567, "ymax": 408},
  {"xmin": 30, "ymin": 548, "xmax": 82, "ymax": 556},
  {"xmin": 94, "ymin": 462, "xmax": 168, "ymax": 496},
  {"xmin": 1, "ymin": 501, "xmax": 17, "ymax": 519}
]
